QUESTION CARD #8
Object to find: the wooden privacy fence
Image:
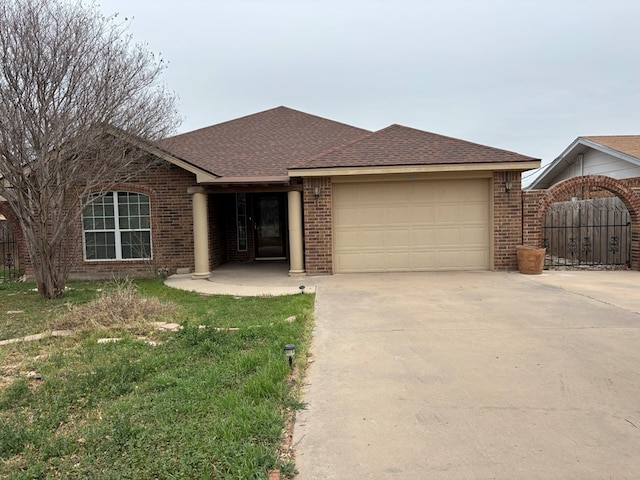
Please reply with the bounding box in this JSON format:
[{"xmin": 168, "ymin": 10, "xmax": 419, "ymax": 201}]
[{"xmin": 542, "ymin": 197, "xmax": 631, "ymax": 267}]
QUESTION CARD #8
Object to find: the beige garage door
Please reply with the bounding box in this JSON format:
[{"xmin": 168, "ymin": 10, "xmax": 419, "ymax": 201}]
[{"xmin": 333, "ymin": 179, "xmax": 490, "ymax": 272}]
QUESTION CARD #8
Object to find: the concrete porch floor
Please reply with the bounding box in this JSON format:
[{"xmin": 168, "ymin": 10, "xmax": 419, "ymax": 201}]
[{"xmin": 164, "ymin": 261, "xmax": 319, "ymax": 296}]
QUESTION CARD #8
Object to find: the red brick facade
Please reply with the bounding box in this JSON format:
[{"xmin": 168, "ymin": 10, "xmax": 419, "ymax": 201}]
[
  {"xmin": 493, "ymin": 171, "xmax": 523, "ymax": 270},
  {"xmin": 522, "ymin": 175, "xmax": 640, "ymax": 270},
  {"xmin": 8, "ymin": 155, "xmax": 638, "ymax": 280},
  {"xmin": 302, "ymin": 177, "xmax": 333, "ymax": 275},
  {"xmin": 62, "ymin": 161, "xmax": 198, "ymax": 279}
]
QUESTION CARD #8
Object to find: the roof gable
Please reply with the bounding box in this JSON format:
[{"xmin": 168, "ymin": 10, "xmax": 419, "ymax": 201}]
[
  {"xmin": 156, "ymin": 106, "xmax": 370, "ymax": 181},
  {"xmin": 528, "ymin": 135, "xmax": 640, "ymax": 189},
  {"xmin": 294, "ymin": 124, "xmax": 539, "ymax": 170}
]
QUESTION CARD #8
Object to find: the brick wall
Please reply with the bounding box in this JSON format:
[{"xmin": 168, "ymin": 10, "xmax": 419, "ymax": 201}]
[
  {"xmin": 523, "ymin": 175, "xmax": 640, "ymax": 270},
  {"xmin": 302, "ymin": 177, "xmax": 333, "ymax": 274},
  {"xmin": 65, "ymin": 159, "xmax": 199, "ymax": 279},
  {"xmin": 522, "ymin": 189, "xmax": 546, "ymax": 247},
  {"xmin": 209, "ymin": 194, "xmax": 228, "ymax": 269},
  {"xmin": 493, "ymin": 171, "xmax": 524, "ymax": 270}
]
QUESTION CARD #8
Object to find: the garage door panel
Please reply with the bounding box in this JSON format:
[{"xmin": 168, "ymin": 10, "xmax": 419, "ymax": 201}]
[
  {"xmin": 360, "ymin": 253, "xmax": 385, "ymax": 271},
  {"xmin": 334, "ymin": 207, "xmax": 360, "ymax": 225},
  {"xmin": 436, "ymin": 204, "xmax": 461, "ymax": 222},
  {"xmin": 385, "ymin": 206, "xmax": 411, "ymax": 223},
  {"xmin": 334, "ymin": 179, "xmax": 490, "ymax": 272},
  {"xmin": 462, "ymin": 203, "xmax": 489, "ymax": 221},
  {"xmin": 410, "ymin": 251, "xmax": 437, "ymax": 269},
  {"xmin": 410, "ymin": 205, "xmax": 435, "ymax": 222},
  {"xmin": 436, "ymin": 227, "xmax": 463, "ymax": 245},
  {"xmin": 464, "ymin": 226, "xmax": 489, "ymax": 243},
  {"xmin": 338, "ymin": 230, "xmax": 360, "ymax": 248},
  {"xmin": 359, "ymin": 207, "xmax": 382, "ymax": 225},
  {"xmin": 386, "ymin": 252, "xmax": 410, "ymax": 270},
  {"xmin": 385, "ymin": 229, "xmax": 409, "ymax": 246},
  {"xmin": 410, "ymin": 228, "xmax": 436, "ymax": 245},
  {"xmin": 361, "ymin": 230, "xmax": 385, "ymax": 247},
  {"xmin": 463, "ymin": 250, "xmax": 489, "ymax": 268},
  {"xmin": 383, "ymin": 184, "xmax": 410, "ymax": 203}
]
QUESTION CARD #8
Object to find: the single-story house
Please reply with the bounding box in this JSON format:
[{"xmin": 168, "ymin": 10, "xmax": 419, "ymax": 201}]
[
  {"xmin": 529, "ymin": 135, "xmax": 640, "ymax": 190},
  {"xmin": 5, "ymin": 106, "xmax": 542, "ymax": 278}
]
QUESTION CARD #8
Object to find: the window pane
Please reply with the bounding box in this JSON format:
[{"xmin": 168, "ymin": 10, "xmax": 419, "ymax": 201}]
[
  {"xmin": 83, "ymin": 193, "xmax": 115, "ymax": 233},
  {"xmin": 85, "ymin": 232, "xmax": 116, "ymax": 260},
  {"xmin": 121, "ymin": 231, "xmax": 151, "ymax": 259},
  {"xmin": 119, "ymin": 215, "xmax": 130, "ymax": 230}
]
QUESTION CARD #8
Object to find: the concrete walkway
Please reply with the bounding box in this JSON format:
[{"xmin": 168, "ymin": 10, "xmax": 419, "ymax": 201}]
[
  {"xmin": 293, "ymin": 270, "xmax": 640, "ymax": 479},
  {"xmin": 165, "ymin": 262, "xmax": 318, "ymax": 297}
]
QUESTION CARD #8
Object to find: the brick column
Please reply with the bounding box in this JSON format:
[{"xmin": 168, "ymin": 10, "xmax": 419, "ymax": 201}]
[
  {"xmin": 493, "ymin": 171, "xmax": 523, "ymax": 270},
  {"xmin": 303, "ymin": 177, "xmax": 333, "ymax": 274}
]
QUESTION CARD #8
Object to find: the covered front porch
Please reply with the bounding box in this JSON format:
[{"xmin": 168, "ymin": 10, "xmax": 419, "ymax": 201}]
[{"xmin": 188, "ymin": 184, "xmax": 305, "ymax": 278}]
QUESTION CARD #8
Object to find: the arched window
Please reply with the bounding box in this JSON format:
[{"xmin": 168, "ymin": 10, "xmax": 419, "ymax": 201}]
[{"xmin": 82, "ymin": 192, "xmax": 152, "ymax": 260}]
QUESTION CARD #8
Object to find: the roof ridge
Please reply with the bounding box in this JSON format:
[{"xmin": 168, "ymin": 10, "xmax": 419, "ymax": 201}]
[
  {"xmin": 292, "ymin": 129, "xmax": 377, "ymax": 168},
  {"xmin": 164, "ymin": 106, "xmax": 370, "ymax": 141},
  {"xmin": 386, "ymin": 124, "xmax": 540, "ymax": 159}
]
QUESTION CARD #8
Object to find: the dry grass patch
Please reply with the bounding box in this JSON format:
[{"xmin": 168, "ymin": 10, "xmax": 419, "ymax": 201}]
[{"xmin": 51, "ymin": 279, "xmax": 175, "ymax": 337}]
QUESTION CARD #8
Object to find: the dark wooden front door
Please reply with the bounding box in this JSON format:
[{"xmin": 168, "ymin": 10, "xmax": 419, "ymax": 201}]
[{"xmin": 254, "ymin": 193, "xmax": 286, "ymax": 259}]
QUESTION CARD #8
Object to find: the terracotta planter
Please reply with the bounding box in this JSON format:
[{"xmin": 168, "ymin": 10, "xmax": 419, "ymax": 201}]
[{"xmin": 516, "ymin": 246, "xmax": 546, "ymax": 275}]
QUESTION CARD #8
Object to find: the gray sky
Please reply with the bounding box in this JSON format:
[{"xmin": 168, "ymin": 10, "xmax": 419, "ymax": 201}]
[{"xmin": 99, "ymin": 0, "xmax": 640, "ymax": 182}]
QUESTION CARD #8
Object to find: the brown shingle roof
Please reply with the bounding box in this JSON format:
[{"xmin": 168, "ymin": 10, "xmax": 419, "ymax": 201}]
[
  {"xmin": 296, "ymin": 124, "xmax": 539, "ymax": 169},
  {"xmin": 156, "ymin": 106, "xmax": 370, "ymax": 179},
  {"xmin": 583, "ymin": 135, "xmax": 640, "ymax": 159}
]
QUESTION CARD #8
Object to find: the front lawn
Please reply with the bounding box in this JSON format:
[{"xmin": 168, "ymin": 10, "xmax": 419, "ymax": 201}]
[{"xmin": 0, "ymin": 278, "xmax": 314, "ymax": 479}]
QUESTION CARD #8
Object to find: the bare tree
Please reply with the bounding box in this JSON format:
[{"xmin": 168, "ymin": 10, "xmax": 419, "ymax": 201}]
[{"xmin": 0, "ymin": 0, "xmax": 179, "ymax": 298}]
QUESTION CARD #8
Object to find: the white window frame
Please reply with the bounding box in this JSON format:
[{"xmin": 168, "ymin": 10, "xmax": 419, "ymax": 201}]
[{"xmin": 82, "ymin": 191, "xmax": 153, "ymax": 261}]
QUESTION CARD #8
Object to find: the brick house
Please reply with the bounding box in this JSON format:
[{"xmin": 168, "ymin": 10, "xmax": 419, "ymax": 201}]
[{"xmin": 4, "ymin": 106, "xmax": 542, "ymax": 279}]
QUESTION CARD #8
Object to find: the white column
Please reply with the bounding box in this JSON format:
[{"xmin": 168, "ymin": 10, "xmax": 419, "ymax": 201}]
[
  {"xmin": 191, "ymin": 188, "xmax": 210, "ymax": 279},
  {"xmin": 287, "ymin": 190, "xmax": 305, "ymax": 275}
]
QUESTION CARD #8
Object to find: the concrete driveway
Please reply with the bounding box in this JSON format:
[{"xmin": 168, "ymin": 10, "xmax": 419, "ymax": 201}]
[{"xmin": 292, "ymin": 270, "xmax": 640, "ymax": 479}]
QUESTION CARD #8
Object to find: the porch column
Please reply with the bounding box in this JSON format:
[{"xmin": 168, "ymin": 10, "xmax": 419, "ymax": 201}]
[
  {"xmin": 190, "ymin": 187, "xmax": 210, "ymax": 279},
  {"xmin": 287, "ymin": 190, "xmax": 305, "ymax": 275}
]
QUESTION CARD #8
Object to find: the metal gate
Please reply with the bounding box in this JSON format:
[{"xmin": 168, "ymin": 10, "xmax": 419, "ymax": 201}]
[
  {"xmin": 542, "ymin": 198, "xmax": 631, "ymax": 268},
  {"xmin": 0, "ymin": 220, "xmax": 20, "ymax": 281}
]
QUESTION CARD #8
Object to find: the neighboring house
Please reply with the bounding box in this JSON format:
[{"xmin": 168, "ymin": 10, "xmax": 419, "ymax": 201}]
[
  {"xmin": 528, "ymin": 135, "xmax": 640, "ymax": 190},
  {"xmin": 523, "ymin": 135, "xmax": 640, "ymax": 270},
  {"xmin": 7, "ymin": 106, "xmax": 541, "ymax": 279}
]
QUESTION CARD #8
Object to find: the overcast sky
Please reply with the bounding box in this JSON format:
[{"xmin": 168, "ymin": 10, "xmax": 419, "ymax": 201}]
[{"xmin": 99, "ymin": 0, "xmax": 640, "ymax": 182}]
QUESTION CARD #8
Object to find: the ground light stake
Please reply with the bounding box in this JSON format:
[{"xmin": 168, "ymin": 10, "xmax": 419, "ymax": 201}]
[{"xmin": 284, "ymin": 344, "xmax": 295, "ymax": 368}]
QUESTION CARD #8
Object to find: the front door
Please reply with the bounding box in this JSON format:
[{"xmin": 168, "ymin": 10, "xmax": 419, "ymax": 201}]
[{"xmin": 254, "ymin": 193, "xmax": 286, "ymax": 259}]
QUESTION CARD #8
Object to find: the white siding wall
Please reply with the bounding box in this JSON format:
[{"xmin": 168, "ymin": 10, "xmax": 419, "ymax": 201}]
[{"xmin": 550, "ymin": 149, "xmax": 640, "ymax": 184}]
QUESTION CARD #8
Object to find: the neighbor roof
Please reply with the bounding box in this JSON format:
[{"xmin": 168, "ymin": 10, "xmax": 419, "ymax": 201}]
[
  {"xmin": 156, "ymin": 106, "xmax": 370, "ymax": 182},
  {"xmin": 528, "ymin": 135, "xmax": 640, "ymax": 189},
  {"xmin": 582, "ymin": 135, "xmax": 640, "ymax": 159},
  {"xmin": 294, "ymin": 124, "xmax": 539, "ymax": 170}
]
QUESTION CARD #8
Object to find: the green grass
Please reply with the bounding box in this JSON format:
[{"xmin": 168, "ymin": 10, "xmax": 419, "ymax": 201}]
[{"xmin": 0, "ymin": 279, "xmax": 314, "ymax": 479}]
